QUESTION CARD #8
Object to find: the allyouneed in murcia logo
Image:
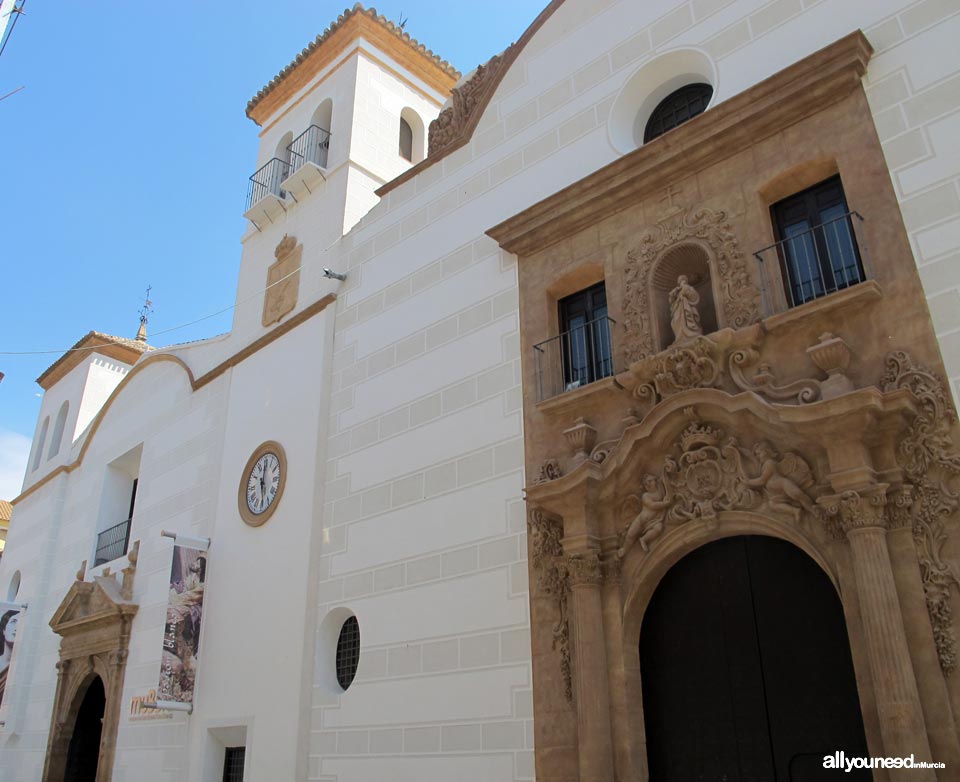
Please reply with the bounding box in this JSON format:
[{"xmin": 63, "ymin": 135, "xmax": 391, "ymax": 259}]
[{"xmin": 823, "ymin": 752, "xmax": 946, "ymax": 772}]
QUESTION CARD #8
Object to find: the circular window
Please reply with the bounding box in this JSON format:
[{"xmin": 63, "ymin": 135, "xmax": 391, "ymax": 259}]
[
  {"xmin": 607, "ymin": 49, "xmax": 716, "ymax": 154},
  {"xmin": 643, "ymin": 83, "xmax": 713, "ymax": 143},
  {"xmin": 335, "ymin": 616, "xmax": 360, "ymax": 691}
]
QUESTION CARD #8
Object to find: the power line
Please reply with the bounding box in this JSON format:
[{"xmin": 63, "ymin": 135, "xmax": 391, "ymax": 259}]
[{"xmin": 0, "ymin": 259, "xmax": 318, "ymax": 357}]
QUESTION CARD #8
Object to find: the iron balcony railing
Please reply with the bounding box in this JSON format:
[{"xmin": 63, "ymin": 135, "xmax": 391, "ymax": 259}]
[
  {"xmin": 753, "ymin": 211, "xmax": 872, "ymax": 316},
  {"xmin": 94, "ymin": 518, "xmax": 132, "ymax": 567},
  {"xmin": 533, "ymin": 316, "xmax": 616, "ymax": 402},
  {"xmin": 288, "ymin": 125, "xmax": 331, "ymax": 173},
  {"xmin": 246, "ymin": 157, "xmax": 290, "ymax": 211}
]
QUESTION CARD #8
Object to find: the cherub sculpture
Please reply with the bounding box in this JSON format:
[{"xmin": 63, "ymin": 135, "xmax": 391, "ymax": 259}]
[
  {"xmin": 745, "ymin": 440, "xmax": 816, "ymax": 514},
  {"xmin": 619, "ymin": 474, "xmax": 674, "ymax": 558}
]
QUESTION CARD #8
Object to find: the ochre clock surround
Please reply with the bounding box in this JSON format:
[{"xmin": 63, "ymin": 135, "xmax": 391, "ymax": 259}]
[{"xmin": 238, "ymin": 440, "xmax": 287, "ymax": 527}]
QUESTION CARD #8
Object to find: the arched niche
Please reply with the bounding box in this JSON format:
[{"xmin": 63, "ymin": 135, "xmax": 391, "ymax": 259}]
[{"xmin": 649, "ymin": 242, "xmax": 718, "ymax": 351}]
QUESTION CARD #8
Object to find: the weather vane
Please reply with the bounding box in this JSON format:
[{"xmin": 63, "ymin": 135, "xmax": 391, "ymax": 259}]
[{"xmin": 136, "ymin": 285, "xmax": 153, "ymax": 342}]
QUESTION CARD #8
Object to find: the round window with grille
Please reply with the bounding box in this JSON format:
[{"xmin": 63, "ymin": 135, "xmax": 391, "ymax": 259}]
[
  {"xmin": 335, "ymin": 616, "xmax": 360, "ymax": 691},
  {"xmin": 643, "ymin": 83, "xmax": 713, "ymax": 143}
]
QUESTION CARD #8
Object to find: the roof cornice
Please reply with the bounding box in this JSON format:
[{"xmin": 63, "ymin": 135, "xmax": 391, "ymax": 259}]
[
  {"xmin": 247, "ymin": 4, "xmax": 460, "ymax": 127},
  {"xmin": 486, "ymin": 30, "xmax": 873, "ymax": 257}
]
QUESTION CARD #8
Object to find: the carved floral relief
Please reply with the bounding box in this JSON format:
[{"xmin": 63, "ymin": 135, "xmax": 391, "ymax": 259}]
[{"xmin": 880, "ymin": 350, "xmax": 960, "ymax": 674}]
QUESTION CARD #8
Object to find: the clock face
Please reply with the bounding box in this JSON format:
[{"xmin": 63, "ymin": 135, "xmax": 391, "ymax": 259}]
[
  {"xmin": 238, "ymin": 441, "xmax": 286, "ymax": 527},
  {"xmin": 246, "ymin": 452, "xmax": 281, "ymax": 515}
]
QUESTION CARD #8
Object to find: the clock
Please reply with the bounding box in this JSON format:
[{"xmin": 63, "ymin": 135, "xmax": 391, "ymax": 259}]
[{"xmin": 238, "ymin": 441, "xmax": 287, "ymax": 527}]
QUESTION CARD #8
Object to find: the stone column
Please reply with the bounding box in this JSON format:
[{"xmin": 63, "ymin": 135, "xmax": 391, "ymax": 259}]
[
  {"xmin": 599, "ymin": 555, "xmax": 635, "ymax": 782},
  {"xmin": 825, "ymin": 487, "xmax": 936, "ymax": 779},
  {"xmin": 567, "ymin": 551, "xmax": 615, "ymax": 782},
  {"xmin": 886, "ymin": 487, "xmax": 960, "ymax": 769}
]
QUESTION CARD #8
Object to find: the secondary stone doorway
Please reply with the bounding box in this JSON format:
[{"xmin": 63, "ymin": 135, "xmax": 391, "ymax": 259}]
[
  {"xmin": 63, "ymin": 676, "xmax": 105, "ymax": 782},
  {"xmin": 640, "ymin": 535, "xmax": 870, "ymax": 780}
]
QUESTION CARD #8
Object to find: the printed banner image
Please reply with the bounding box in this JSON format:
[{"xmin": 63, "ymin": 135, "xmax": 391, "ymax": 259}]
[
  {"xmin": 0, "ymin": 601, "xmax": 21, "ymax": 708},
  {"xmin": 158, "ymin": 546, "xmax": 207, "ymax": 705}
]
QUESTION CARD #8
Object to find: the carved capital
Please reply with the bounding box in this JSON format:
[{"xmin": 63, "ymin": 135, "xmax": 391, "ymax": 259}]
[
  {"xmin": 601, "ymin": 554, "xmax": 622, "ymax": 585},
  {"xmin": 886, "ymin": 485, "xmax": 915, "ymax": 530},
  {"xmin": 819, "ymin": 485, "xmax": 889, "ymax": 534},
  {"xmin": 566, "ymin": 552, "xmax": 603, "ymax": 586}
]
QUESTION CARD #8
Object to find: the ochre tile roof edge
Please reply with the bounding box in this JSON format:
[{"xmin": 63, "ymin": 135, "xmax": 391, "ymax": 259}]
[{"xmin": 246, "ymin": 3, "xmax": 460, "ymax": 121}]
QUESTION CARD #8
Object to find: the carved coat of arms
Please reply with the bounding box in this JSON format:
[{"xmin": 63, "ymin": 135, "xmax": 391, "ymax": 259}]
[{"xmin": 262, "ymin": 234, "xmax": 301, "ymax": 327}]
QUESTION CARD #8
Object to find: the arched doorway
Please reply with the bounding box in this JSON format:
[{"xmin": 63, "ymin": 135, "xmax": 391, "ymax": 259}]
[
  {"xmin": 63, "ymin": 676, "xmax": 105, "ymax": 782},
  {"xmin": 640, "ymin": 535, "xmax": 870, "ymax": 780}
]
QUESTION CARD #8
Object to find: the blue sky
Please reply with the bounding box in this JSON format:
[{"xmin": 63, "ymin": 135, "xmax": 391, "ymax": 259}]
[{"xmin": 0, "ymin": 0, "xmax": 546, "ymax": 498}]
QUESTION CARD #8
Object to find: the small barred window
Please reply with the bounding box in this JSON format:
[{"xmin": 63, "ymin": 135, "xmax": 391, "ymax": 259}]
[
  {"xmin": 336, "ymin": 616, "xmax": 360, "ymax": 691},
  {"xmin": 644, "ymin": 83, "xmax": 713, "ymax": 143},
  {"xmin": 222, "ymin": 747, "xmax": 245, "ymax": 782}
]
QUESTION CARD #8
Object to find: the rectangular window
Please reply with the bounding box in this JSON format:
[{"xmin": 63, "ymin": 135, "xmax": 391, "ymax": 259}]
[
  {"xmin": 771, "ymin": 176, "xmax": 864, "ymax": 308},
  {"xmin": 558, "ymin": 282, "xmax": 613, "ymax": 391},
  {"xmin": 94, "ymin": 445, "xmax": 141, "ymax": 566},
  {"xmin": 223, "ymin": 746, "xmax": 245, "ymax": 782}
]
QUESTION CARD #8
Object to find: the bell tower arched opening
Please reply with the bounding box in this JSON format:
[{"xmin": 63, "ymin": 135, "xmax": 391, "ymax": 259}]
[{"xmin": 639, "ymin": 534, "xmax": 870, "ymax": 780}]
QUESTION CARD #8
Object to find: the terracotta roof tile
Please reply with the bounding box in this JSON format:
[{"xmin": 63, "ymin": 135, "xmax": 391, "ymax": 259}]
[
  {"xmin": 246, "ymin": 3, "xmax": 460, "ymax": 119},
  {"xmin": 0, "ymin": 500, "xmax": 11, "ymax": 522},
  {"xmin": 36, "ymin": 331, "xmax": 153, "ymax": 389}
]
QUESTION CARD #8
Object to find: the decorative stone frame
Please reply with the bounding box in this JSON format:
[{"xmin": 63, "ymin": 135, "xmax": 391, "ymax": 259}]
[
  {"xmin": 490, "ymin": 28, "xmax": 960, "ymax": 782},
  {"xmin": 42, "ymin": 549, "xmax": 139, "ymax": 782},
  {"xmin": 237, "ymin": 440, "xmax": 288, "ymax": 527}
]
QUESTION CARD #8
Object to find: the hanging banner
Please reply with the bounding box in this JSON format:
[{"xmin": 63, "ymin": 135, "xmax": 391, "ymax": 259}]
[
  {"xmin": 157, "ymin": 546, "xmax": 207, "ymax": 706},
  {"xmin": 0, "ymin": 601, "xmax": 21, "ymax": 708}
]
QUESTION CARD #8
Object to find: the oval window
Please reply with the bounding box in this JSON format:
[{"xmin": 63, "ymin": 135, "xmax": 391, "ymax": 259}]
[
  {"xmin": 335, "ymin": 615, "xmax": 360, "ymax": 691},
  {"xmin": 644, "ymin": 83, "xmax": 713, "ymax": 143}
]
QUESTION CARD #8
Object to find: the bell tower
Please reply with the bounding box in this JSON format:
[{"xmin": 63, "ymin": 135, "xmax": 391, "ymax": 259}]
[{"xmin": 231, "ymin": 5, "xmax": 458, "ymax": 337}]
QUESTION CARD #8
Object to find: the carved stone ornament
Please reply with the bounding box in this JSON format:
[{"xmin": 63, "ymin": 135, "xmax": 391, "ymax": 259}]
[
  {"xmin": 262, "ymin": 234, "xmax": 302, "ymax": 327},
  {"xmin": 617, "ymin": 413, "xmax": 818, "ymax": 559},
  {"xmin": 880, "ymin": 350, "xmax": 960, "ymax": 674},
  {"xmin": 623, "ymin": 207, "xmax": 761, "ymax": 362},
  {"xmin": 563, "ymin": 417, "xmax": 597, "ymax": 465},
  {"xmin": 536, "ymin": 459, "xmax": 563, "ymax": 484},
  {"xmin": 806, "ymin": 332, "xmax": 855, "ymax": 399},
  {"xmin": 528, "ymin": 510, "xmax": 572, "ymax": 701},
  {"xmin": 630, "ymin": 336, "xmax": 721, "ymax": 411},
  {"xmin": 729, "ymin": 347, "xmax": 822, "ymax": 404},
  {"xmin": 428, "ymin": 50, "xmax": 512, "ymax": 158},
  {"xmin": 566, "ymin": 552, "xmax": 603, "ymax": 586},
  {"xmin": 819, "ymin": 486, "xmax": 888, "ymax": 534}
]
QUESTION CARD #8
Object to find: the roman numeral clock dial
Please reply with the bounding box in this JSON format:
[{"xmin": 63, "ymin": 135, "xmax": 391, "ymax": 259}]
[{"xmin": 238, "ymin": 441, "xmax": 287, "ymax": 527}]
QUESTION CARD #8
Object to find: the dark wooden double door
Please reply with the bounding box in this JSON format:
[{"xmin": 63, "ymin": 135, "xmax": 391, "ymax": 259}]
[{"xmin": 640, "ymin": 535, "xmax": 870, "ymax": 781}]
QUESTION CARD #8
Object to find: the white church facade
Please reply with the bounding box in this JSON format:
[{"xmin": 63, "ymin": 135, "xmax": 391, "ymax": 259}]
[{"xmin": 2, "ymin": 1, "xmax": 960, "ymax": 780}]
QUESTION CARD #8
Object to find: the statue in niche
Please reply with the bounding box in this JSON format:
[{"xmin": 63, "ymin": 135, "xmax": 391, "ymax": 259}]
[
  {"xmin": 745, "ymin": 441, "xmax": 816, "ymax": 515},
  {"xmin": 619, "ymin": 474, "xmax": 675, "ymax": 558},
  {"xmin": 668, "ymin": 275, "xmax": 703, "ymax": 345}
]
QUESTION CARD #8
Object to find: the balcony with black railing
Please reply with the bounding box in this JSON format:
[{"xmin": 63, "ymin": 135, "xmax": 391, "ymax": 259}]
[
  {"xmin": 754, "ymin": 211, "xmax": 873, "ymax": 317},
  {"xmin": 94, "ymin": 518, "xmax": 132, "ymax": 567},
  {"xmin": 244, "ymin": 157, "xmax": 291, "ymax": 224},
  {"xmin": 533, "ymin": 316, "xmax": 617, "ymax": 402},
  {"xmin": 281, "ymin": 125, "xmax": 332, "ymax": 201}
]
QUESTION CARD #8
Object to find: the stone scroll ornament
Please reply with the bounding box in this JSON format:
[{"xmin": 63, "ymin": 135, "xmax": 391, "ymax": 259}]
[
  {"xmin": 427, "ymin": 49, "xmax": 511, "ymax": 158},
  {"xmin": 617, "ymin": 414, "xmax": 818, "ymax": 559},
  {"xmin": 623, "ymin": 207, "xmax": 761, "ymax": 362},
  {"xmin": 880, "ymin": 351, "xmax": 960, "ymax": 674},
  {"xmin": 527, "ymin": 510, "xmax": 572, "ymax": 701}
]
